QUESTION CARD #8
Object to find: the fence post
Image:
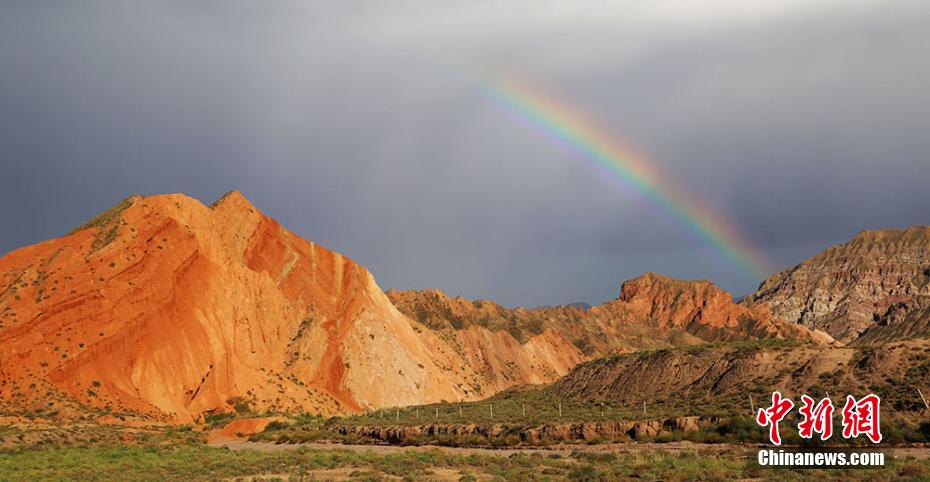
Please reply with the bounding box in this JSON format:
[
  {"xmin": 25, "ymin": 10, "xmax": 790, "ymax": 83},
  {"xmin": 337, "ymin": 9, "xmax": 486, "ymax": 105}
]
[
  {"xmin": 558, "ymin": 403, "xmax": 562, "ymax": 417},
  {"xmin": 918, "ymin": 387, "xmax": 929, "ymax": 410},
  {"xmin": 396, "ymin": 409, "xmax": 399, "ymax": 422},
  {"xmin": 749, "ymin": 394, "xmax": 755, "ymax": 416},
  {"xmin": 435, "ymin": 407, "xmax": 439, "ymax": 419},
  {"xmin": 643, "ymin": 400, "xmax": 646, "ymax": 417},
  {"xmin": 490, "ymin": 404, "xmax": 494, "ymax": 418},
  {"xmin": 459, "ymin": 406, "xmax": 463, "ymax": 417},
  {"xmin": 522, "ymin": 403, "xmax": 526, "ymax": 418}
]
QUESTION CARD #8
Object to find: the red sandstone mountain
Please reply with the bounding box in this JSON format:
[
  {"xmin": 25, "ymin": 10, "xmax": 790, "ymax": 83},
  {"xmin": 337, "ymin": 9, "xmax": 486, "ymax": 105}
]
[
  {"xmin": 743, "ymin": 226, "xmax": 930, "ymax": 344},
  {"xmin": 0, "ymin": 193, "xmax": 583, "ymax": 422},
  {"xmin": 389, "ymin": 272, "xmax": 832, "ymax": 358},
  {"xmin": 601, "ymin": 273, "xmax": 832, "ymax": 346}
]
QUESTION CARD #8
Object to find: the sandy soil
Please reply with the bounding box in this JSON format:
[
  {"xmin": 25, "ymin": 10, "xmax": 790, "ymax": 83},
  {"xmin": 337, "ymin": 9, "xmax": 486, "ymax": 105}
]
[{"xmin": 206, "ymin": 417, "xmax": 288, "ymax": 444}]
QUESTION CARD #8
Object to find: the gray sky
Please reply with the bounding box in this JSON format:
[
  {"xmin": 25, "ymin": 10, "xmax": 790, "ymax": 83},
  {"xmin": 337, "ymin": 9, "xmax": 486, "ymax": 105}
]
[{"xmin": 2, "ymin": 1, "xmax": 929, "ymax": 306}]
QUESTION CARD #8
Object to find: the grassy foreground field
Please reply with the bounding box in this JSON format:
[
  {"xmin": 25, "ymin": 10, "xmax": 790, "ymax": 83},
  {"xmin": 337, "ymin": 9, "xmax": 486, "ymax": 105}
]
[{"xmin": 2, "ymin": 444, "xmax": 929, "ymax": 481}]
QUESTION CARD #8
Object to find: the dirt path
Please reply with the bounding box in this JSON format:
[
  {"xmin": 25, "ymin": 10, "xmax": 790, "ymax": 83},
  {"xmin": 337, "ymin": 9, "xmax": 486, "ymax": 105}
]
[{"xmin": 210, "ymin": 439, "xmax": 930, "ymax": 460}]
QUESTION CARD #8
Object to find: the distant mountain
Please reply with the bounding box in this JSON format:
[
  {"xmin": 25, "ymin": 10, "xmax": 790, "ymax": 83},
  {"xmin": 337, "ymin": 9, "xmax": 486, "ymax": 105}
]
[
  {"xmin": 743, "ymin": 226, "xmax": 930, "ymax": 344},
  {"xmin": 389, "ymin": 272, "xmax": 830, "ymax": 359},
  {"xmin": 386, "ymin": 288, "xmax": 591, "ymax": 347},
  {"xmin": 531, "ymin": 302, "xmax": 592, "ymax": 310}
]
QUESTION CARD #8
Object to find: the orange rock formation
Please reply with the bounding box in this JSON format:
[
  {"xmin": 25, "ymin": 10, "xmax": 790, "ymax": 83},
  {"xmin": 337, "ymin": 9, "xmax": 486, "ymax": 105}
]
[
  {"xmin": 0, "ymin": 193, "xmax": 582, "ymax": 422},
  {"xmin": 391, "ymin": 273, "xmax": 833, "ymax": 358}
]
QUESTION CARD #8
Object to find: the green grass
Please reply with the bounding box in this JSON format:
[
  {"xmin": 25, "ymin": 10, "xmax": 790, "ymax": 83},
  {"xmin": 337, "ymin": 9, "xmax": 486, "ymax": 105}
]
[
  {"xmin": 0, "ymin": 444, "xmax": 925, "ymax": 481},
  {"xmin": 330, "ymin": 384, "xmax": 757, "ymax": 428}
]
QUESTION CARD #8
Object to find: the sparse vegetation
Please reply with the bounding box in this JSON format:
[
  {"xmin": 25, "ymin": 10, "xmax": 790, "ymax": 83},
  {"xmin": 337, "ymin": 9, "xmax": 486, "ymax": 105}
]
[
  {"xmin": 0, "ymin": 443, "xmax": 924, "ymax": 481},
  {"xmin": 68, "ymin": 195, "xmax": 137, "ymax": 252},
  {"xmin": 247, "ymin": 337, "xmax": 930, "ymax": 449},
  {"xmin": 69, "ymin": 196, "xmax": 137, "ymax": 235}
]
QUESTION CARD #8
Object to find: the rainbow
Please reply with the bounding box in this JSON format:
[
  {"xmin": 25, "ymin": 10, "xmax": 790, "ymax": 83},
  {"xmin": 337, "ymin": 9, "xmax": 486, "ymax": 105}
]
[{"xmin": 483, "ymin": 76, "xmax": 773, "ymax": 279}]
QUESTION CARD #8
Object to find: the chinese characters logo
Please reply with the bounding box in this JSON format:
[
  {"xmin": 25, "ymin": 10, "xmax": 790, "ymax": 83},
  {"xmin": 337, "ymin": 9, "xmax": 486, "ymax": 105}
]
[{"xmin": 756, "ymin": 391, "xmax": 881, "ymax": 445}]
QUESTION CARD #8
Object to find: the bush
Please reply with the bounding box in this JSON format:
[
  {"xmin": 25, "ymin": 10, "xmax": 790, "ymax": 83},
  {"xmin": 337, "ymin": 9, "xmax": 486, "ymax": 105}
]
[
  {"xmin": 567, "ymin": 464, "xmax": 603, "ymax": 482},
  {"xmin": 264, "ymin": 421, "xmax": 292, "ymax": 431}
]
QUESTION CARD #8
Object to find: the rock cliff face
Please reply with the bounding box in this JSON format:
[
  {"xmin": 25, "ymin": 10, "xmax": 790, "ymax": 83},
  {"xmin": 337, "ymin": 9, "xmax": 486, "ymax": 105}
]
[
  {"xmin": 603, "ymin": 273, "xmax": 830, "ymax": 345},
  {"xmin": 329, "ymin": 417, "xmax": 708, "ymax": 444},
  {"xmin": 0, "ymin": 193, "xmax": 582, "ymax": 422},
  {"xmin": 743, "ymin": 226, "xmax": 930, "ymax": 344},
  {"xmin": 390, "ymin": 272, "xmax": 830, "ymax": 358}
]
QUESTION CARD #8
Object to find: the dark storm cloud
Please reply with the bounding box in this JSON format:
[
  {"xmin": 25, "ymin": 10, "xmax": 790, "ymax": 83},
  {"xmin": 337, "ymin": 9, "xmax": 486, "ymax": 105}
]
[{"xmin": 2, "ymin": 1, "xmax": 928, "ymax": 306}]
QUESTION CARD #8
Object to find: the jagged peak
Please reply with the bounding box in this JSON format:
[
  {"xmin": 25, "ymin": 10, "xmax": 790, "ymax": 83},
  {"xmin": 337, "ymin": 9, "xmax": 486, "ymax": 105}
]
[{"xmin": 209, "ymin": 190, "xmax": 259, "ymax": 211}]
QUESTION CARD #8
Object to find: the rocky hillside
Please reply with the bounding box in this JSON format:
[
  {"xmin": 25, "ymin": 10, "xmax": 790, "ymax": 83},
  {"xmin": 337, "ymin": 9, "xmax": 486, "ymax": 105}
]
[
  {"xmin": 390, "ymin": 272, "xmax": 831, "ymax": 358},
  {"xmin": 603, "ymin": 273, "xmax": 830, "ymax": 346},
  {"xmin": 386, "ymin": 289, "xmax": 592, "ymax": 349},
  {"xmin": 0, "ymin": 193, "xmax": 583, "ymax": 422},
  {"xmin": 743, "ymin": 226, "xmax": 930, "ymax": 344},
  {"xmin": 549, "ymin": 338, "xmax": 930, "ymax": 414}
]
